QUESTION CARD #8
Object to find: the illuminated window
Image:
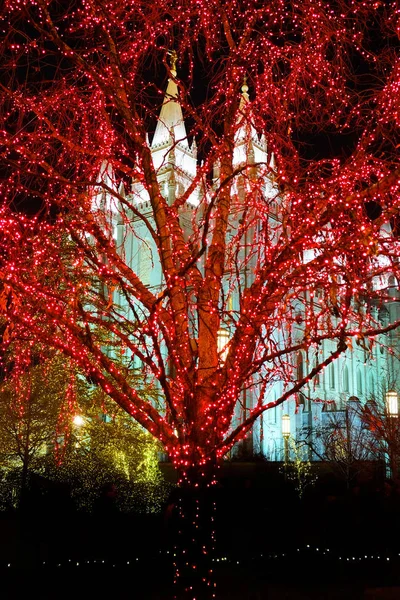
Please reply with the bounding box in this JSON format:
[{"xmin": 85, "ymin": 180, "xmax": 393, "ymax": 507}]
[
  {"xmin": 314, "ymin": 360, "xmax": 320, "ymax": 387},
  {"xmin": 330, "ymin": 363, "xmax": 335, "ymax": 389},
  {"xmin": 369, "ymin": 375, "xmax": 375, "ymax": 398},
  {"xmin": 297, "ymin": 352, "xmax": 309, "ymax": 411},
  {"xmin": 296, "ymin": 352, "xmax": 304, "ymax": 380},
  {"xmin": 357, "ymin": 369, "xmax": 363, "ymax": 396},
  {"xmin": 342, "ymin": 365, "xmax": 349, "ymax": 393}
]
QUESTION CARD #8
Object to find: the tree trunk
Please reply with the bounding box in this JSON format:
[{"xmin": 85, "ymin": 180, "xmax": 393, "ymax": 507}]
[
  {"xmin": 19, "ymin": 446, "xmax": 30, "ymax": 512},
  {"xmin": 167, "ymin": 463, "xmax": 219, "ymax": 599}
]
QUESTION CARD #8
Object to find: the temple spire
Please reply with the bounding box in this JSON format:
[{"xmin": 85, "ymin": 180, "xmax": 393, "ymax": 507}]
[
  {"xmin": 151, "ymin": 50, "xmax": 188, "ymax": 149},
  {"xmin": 240, "ymin": 75, "xmax": 249, "ymax": 106},
  {"xmin": 233, "ymin": 75, "xmax": 270, "ymax": 168},
  {"xmin": 169, "ymin": 49, "xmax": 178, "ymax": 78}
]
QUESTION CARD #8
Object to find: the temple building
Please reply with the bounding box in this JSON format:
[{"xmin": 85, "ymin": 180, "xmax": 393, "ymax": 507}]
[{"xmin": 98, "ymin": 65, "xmax": 400, "ymax": 463}]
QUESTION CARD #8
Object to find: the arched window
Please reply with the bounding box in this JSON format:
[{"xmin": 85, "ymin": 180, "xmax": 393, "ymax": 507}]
[
  {"xmin": 330, "ymin": 363, "xmax": 335, "ymax": 389},
  {"xmin": 269, "ymin": 392, "xmax": 277, "ymax": 423},
  {"xmin": 314, "ymin": 360, "xmax": 320, "ymax": 387},
  {"xmin": 356, "ymin": 369, "xmax": 363, "ymax": 396},
  {"xmin": 342, "ymin": 365, "xmax": 349, "ymax": 393},
  {"xmin": 369, "ymin": 374, "xmax": 375, "ymax": 399},
  {"xmin": 297, "ymin": 352, "xmax": 309, "ymax": 411},
  {"xmin": 296, "ymin": 352, "xmax": 304, "ymax": 380}
]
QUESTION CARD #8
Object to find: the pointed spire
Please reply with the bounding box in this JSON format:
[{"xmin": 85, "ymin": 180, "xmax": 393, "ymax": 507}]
[
  {"xmin": 168, "ymin": 141, "xmax": 176, "ymax": 167},
  {"xmin": 93, "ymin": 161, "xmax": 119, "ymax": 215},
  {"xmin": 240, "ymin": 75, "xmax": 250, "ymax": 106},
  {"xmin": 98, "ymin": 161, "xmax": 116, "ymax": 190},
  {"xmin": 151, "ymin": 50, "xmax": 188, "ymax": 149},
  {"xmin": 236, "ymin": 75, "xmax": 251, "ymax": 134},
  {"xmin": 118, "ymin": 180, "xmax": 126, "ymax": 197},
  {"xmin": 233, "ymin": 76, "xmax": 269, "ymax": 170},
  {"xmin": 269, "ymin": 151, "xmax": 276, "ymax": 170},
  {"xmin": 191, "ymin": 137, "xmax": 197, "ymax": 158},
  {"xmin": 169, "ymin": 49, "xmax": 178, "ymax": 78}
]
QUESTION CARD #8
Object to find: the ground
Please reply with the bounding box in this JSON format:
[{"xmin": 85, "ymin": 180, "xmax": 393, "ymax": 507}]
[{"xmin": 0, "ymin": 461, "xmax": 399, "ymax": 599}]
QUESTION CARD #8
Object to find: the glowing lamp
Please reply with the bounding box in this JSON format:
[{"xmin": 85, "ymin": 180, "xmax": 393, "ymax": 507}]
[
  {"xmin": 73, "ymin": 415, "xmax": 85, "ymax": 426},
  {"xmin": 282, "ymin": 414, "xmax": 290, "ymax": 438},
  {"xmin": 386, "ymin": 390, "xmax": 398, "ymax": 417}
]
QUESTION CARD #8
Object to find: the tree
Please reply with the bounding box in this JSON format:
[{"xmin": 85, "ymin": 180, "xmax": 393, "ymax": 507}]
[
  {"xmin": 361, "ymin": 390, "xmax": 400, "ymax": 482},
  {"xmin": 302, "ymin": 400, "xmax": 372, "ymax": 489},
  {"xmin": 1, "ymin": 0, "xmax": 399, "ymax": 482},
  {"xmin": 0, "ymin": 352, "xmax": 64, "ymax": 508},
  {"xmin": 49, "ymin": 391, "xmax": 169, "ymax": 514},
  {"xmin": 1, "ymin": 0, "xmax": 399, "ymax": 480},
  {"xmin": 1, "ymin": 3, "xmax": 400, "ymax": 594},
  {"xmin": 0, "ymin": 347, "xmax": 166, "ymax": 512},
  {"xmin": 282, "ymin": 437, "xmax": 317, "ymax": 500}
]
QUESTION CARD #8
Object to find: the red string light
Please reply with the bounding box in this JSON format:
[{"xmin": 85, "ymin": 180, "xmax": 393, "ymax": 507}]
[{"xmin": 0, "ymin": 0, "xmax": 399, "ymax": 488}]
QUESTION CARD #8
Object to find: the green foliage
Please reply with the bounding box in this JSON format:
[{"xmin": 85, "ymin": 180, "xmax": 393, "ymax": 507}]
[
  {"xmin": 47, "ymin": 392, "xmax": 171, "ymax": 513},
  {"xmin": 0, "ymin": 355, "xmax": 65, "ymax": 465},
  {"xmin": 0, "ymin": 352, "xmax": 170, "ymax": 512},
  {"xmin": 0, "ymin": 468, "xmax": 22, "ymax": 510},
  {"xmin": 0, "ymin": 354, "xmax": 65, "ymax": 507},
  {"xmin": 282, "ymin": 438, "xmax": 318, "ymax": 499},
  {"xmin": 307, "ymin": 407, "xmax": 372, "ymax": 488}
]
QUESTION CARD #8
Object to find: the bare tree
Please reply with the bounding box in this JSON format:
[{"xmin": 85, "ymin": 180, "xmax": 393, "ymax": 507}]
[
  {"xmin": 302, "ymin": 400, "xmax": 373, "ymax": 489},
  {"xmin": 361, "ymin": 390, "xmax": 400, "ymax": 482}
]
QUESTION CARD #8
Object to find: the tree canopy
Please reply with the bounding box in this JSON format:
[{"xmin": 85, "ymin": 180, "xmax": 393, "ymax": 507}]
[{"xmin": 0, "ymin": 0, "xmax": 399, "ymax": 482}]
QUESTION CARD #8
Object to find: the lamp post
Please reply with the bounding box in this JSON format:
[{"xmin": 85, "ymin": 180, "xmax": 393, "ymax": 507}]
[
  {"xmin": 282, "ymin": 414, "xmax": 290, "ymax": 464},
  {"xmin": 385, "ymin": 390, "xmax": 399, "ymax": 480},
  {"xmin": 73, "ymin": 414, "xmax": 85, "ymax": 427},
  {"xmin": 386, "ymin": 390, "xmax": 398, "ymax": 418}
]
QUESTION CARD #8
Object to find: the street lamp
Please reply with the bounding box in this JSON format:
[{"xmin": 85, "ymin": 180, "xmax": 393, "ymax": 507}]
[
  {"xmin": 385, "ymin": 390, "xmax": 398, "ymax": 480},
  {"xmin": 385, "ymin": 390, "xmax": 398, "ymax": 417},
  {"xmin": 72, "ymin": 414, "xmax": 85, "ymax": 448},
  {"xmin": 282, "ymin": 414, "xmax": 290, "ymax": 463}
]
